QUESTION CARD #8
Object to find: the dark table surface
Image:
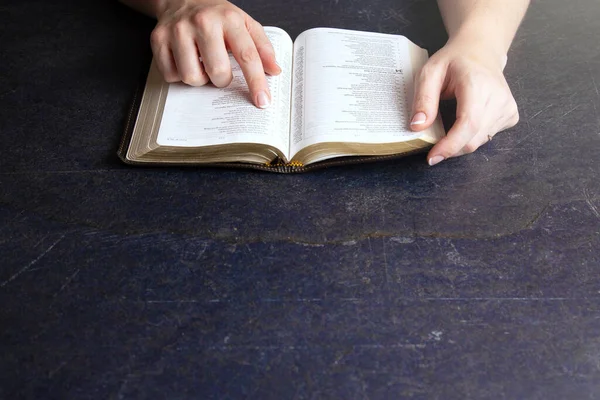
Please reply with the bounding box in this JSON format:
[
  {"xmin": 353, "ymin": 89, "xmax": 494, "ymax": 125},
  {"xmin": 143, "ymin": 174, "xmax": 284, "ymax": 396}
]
[{"xmin": 1, "ymin": 0, "xmax": 600, "ymax": 398}]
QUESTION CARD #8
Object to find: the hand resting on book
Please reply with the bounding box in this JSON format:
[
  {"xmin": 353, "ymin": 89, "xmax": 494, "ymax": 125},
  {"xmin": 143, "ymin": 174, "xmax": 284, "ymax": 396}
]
[
  {"xmin": 409, "ymin": 0, "xmax": 529, "ymax": 166},
  {"xmin": 409, "ymin": 38, "xmax": 520, "ymax": 166}
]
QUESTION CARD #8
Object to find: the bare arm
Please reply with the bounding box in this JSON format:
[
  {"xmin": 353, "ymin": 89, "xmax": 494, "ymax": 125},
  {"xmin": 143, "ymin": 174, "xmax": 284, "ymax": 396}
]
[
  {"xmin": 439, "ymin": 0, "xmax": 530, "ymax": 68},
  {"xmin": 411, "ymin": 0, "xmax": 530, "ymax": 165}
]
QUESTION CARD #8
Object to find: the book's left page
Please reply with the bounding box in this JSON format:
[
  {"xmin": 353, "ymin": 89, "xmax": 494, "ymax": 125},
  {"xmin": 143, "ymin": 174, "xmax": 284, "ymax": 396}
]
[{"xmin": 126, "ymin": 26, "xmax": 293, "ymax": 164}]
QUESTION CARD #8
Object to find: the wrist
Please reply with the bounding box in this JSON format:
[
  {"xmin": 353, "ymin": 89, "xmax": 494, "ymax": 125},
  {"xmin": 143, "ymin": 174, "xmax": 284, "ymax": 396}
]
[
  {"xmin": 446, "ymin": 30, "xmax": 508, "ymax": 72},
  {"xmin": 154, "ymin": 0, "xmax": 176, "ymax": 18}
]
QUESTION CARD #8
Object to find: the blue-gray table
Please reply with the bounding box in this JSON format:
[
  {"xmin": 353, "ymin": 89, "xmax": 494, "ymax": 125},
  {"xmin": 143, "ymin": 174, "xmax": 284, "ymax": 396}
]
[{"xmin": 1, "ymin": 0, "xmax": 599, "ymax": 398}]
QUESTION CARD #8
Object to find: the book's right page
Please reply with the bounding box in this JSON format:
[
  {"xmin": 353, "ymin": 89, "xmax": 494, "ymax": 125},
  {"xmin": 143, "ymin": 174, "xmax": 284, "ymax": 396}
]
[{"xmin": 289, "ymin": 28, "xmax": 444, "ymax": 162}]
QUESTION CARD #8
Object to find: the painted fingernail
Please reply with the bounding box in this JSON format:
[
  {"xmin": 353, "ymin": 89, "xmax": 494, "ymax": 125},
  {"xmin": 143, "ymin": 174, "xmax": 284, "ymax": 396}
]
[
  {"xmin": 411, "ymin": 112, "xmax": 427, "ymax": 125},
  {"xmin": 428, "ymin": 155, "xmax": 445, "ymax": 166},
  {"xmin": 257, "ymin": 91, "xmax": 270, "ymax": 109}
]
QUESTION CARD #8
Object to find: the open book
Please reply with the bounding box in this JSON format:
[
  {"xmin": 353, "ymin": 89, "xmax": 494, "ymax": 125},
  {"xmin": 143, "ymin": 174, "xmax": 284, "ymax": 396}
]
[{"xmin": 120, "ymin": 27, "xmax": 445, "ymax": 171}]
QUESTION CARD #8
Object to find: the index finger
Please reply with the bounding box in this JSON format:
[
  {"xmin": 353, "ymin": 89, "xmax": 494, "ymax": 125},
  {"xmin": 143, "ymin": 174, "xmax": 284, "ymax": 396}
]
[
  {"xmin": 427, "ymin": 83, "xmax": 486, "ymax": 165},
  {"xmin": 246, "ymin": 20, "xmax": 281, "ymax": 76},
  {"xmin": 225, "ymin": 25, "xmax": 270, "ymax": 109}
]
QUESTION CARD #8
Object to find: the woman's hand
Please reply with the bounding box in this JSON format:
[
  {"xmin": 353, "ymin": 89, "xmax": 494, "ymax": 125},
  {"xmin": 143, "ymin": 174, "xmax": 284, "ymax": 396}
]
[
  {"xmin": 150, "ymin": 0, "xmax": 281, "ymax": 108},
  {"xmin": 410, "ymin": 38, "xmax": 520, "ymax": 166}
]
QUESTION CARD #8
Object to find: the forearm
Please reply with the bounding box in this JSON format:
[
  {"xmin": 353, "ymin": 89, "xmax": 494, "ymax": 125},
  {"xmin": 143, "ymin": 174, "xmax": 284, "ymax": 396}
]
[
  {"xmin": 437, "ymin": 0, "xmax": 530, "ymax": 59},
  {"xmin": 118, "ymin": 0, "xmax": 166, "ymax": 18}
]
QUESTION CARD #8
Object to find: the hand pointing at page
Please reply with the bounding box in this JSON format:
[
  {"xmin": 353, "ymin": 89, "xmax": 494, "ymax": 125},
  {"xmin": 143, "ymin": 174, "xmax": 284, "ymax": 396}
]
[{"xmin": 119, "ymin": 0, "xmax": 281, "ymax": 109}]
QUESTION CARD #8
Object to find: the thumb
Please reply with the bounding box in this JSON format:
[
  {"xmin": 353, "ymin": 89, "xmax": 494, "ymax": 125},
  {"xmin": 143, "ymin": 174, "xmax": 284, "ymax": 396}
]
[{"xmin": 410, "ymin": 61, "xmax": 446, "ymax": 131}]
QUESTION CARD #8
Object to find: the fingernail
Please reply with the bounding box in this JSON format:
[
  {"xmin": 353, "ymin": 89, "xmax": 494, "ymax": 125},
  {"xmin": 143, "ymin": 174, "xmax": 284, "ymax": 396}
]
[
  {"xmin": 257, "ymin": 91, "xmax": 270, "ymax": 109},
  {"xmin": 428, "ymin": 155, "xmax": 444, "ymax": 166},
  {"xmin": 275, "ymin": 62, "xmax": 282, "ymax": 74},
  {"xmin": 411, "ymin": 112, "xmax": 427, "ymax": 125}
]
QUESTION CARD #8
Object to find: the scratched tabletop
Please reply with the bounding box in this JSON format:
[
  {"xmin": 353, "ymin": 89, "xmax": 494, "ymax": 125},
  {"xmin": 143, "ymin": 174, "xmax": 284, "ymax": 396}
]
[{"xmin": 1, "ymin": 0, "xmax": 599, "ymax": 399}]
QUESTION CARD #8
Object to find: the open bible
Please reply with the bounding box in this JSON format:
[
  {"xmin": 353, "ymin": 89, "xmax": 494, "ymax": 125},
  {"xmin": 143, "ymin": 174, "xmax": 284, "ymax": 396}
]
[{"xmin": 119, "ymin": 27, "xmax": 445, "ymax": 172}]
